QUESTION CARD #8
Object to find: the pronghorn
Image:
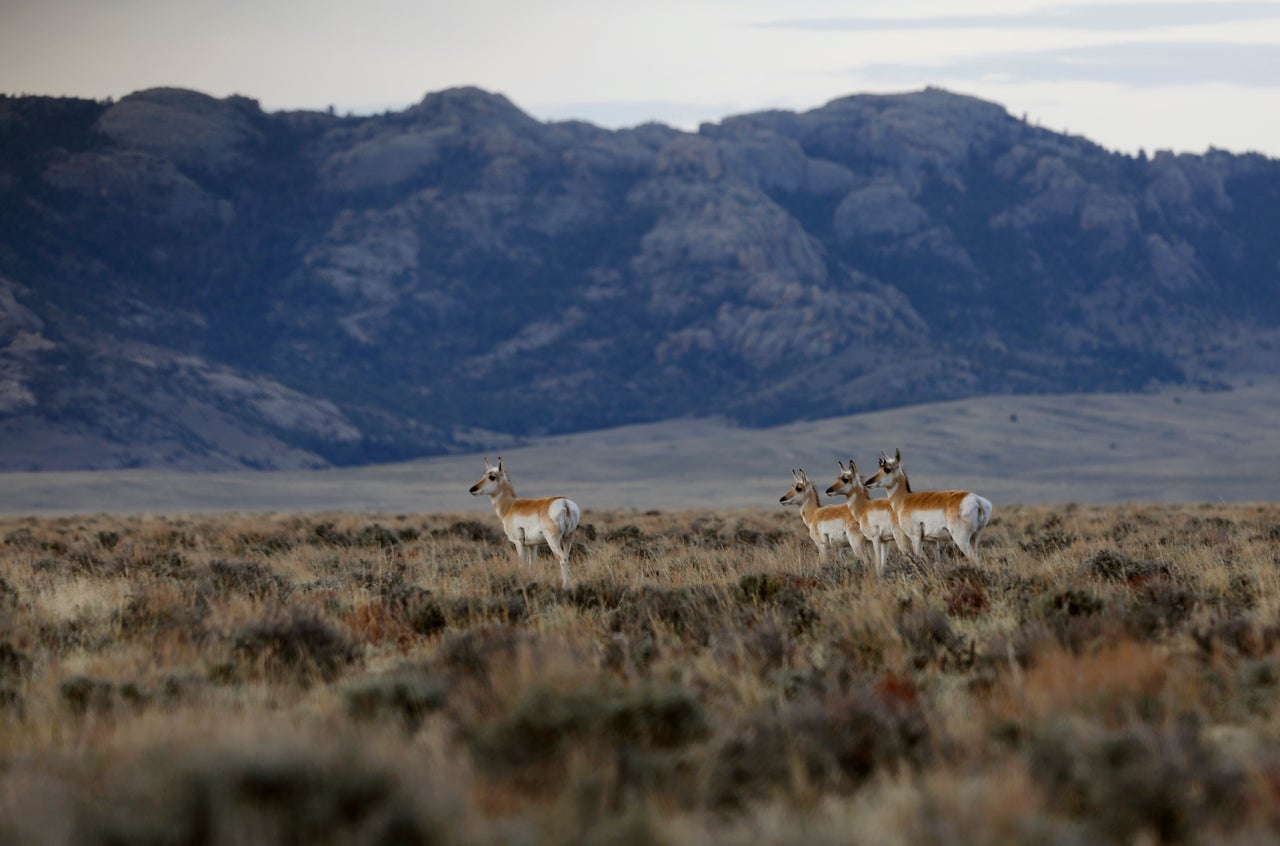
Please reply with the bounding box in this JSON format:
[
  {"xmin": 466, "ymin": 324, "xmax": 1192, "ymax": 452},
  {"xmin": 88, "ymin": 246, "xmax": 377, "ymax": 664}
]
[
  {"xmin": 468, "ymin": 457, "xmax": 581, "ymax": 587},
  {"xmin": 862, "ymin": 449, "xmax": 992, "ymax": 565},
  {"xmin": 826, "ymin": 459, "xmax": 900, "ymax": 576},
  {"xmin": 779, "ymin": 468, "xmax": 863, "ymax": 562}
]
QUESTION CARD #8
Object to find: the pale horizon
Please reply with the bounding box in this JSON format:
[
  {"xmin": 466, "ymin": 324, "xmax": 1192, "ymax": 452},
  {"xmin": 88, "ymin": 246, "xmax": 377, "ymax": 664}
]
[{"xmin": 3, "ymin": 0, "xmax": 1280, "ymax": 157}]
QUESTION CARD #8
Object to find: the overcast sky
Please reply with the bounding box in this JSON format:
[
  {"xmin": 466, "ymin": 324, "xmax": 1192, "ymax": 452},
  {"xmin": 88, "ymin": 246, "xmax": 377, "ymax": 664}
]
[{"xmin": 4, "ymin": 0, "xmax": 1280, "ymax": 156}]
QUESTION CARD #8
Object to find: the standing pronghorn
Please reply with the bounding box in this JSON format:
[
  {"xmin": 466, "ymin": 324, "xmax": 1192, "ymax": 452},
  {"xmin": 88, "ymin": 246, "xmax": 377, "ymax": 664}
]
[
  {"xmin": 826, "ymin": 459, "xmax": 900, "ymax": 576},
  {"xmin": 779, "ymin": 468, "xmax": 863, "ymax": 562},
  {"xmin": 862, "ymin": 449, "xmax": 992, "ymax": 565},
  {"xmin": 468, "ymin": 457, "xmax": 581, "ymax": 588}
]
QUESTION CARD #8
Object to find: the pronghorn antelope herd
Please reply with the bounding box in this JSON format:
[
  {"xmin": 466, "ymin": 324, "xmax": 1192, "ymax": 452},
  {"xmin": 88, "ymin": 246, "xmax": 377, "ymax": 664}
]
[
  {"xmin": 781, "ymin": 450, "xmax": 991, "ymax": 571},
  {"xmin": 471, "ymin": 449, "xmax": 991, "ymax": 584}
]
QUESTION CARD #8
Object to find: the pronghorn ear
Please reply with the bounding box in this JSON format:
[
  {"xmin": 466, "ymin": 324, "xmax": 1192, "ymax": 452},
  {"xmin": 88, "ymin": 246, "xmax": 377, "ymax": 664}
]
[
  {"xmin": 895, "ymin": 448, "xmax": 902, "ymax": 462},
  {"xmin": 838, "ymin": 460, "xmax": 847, "ymax": 471},
  {"xmin": 496, "ymin": 456, "xmax": 504, "ymax": 472}
]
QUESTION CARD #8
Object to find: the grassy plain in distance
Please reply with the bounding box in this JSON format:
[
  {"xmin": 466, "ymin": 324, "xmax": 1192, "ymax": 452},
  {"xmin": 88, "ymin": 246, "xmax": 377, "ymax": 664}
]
[{"xmin": 1, "ymin": 385, "xmax": 1277, "ymax": 516}]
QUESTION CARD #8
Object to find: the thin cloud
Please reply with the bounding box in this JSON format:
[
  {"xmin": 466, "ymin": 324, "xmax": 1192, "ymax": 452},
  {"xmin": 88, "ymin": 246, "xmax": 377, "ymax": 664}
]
[
  {"xmin": 856, "ymin": 41, "xmax": 1280, "ymax": 87},
  {"xmin": 765, "ymin": 2, "xmax": 1280, "ymax": 32}
]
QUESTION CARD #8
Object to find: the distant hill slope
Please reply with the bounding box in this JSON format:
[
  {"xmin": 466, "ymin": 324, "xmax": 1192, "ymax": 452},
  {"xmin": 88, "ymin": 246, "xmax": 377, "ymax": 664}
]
[
  {"xmin": 2, "ymin": 386, "xmax": 1276, "ymax": 514},
  {"xmin": 2, "ymin": 86, "xmax": 1278, "ymax": 470}
]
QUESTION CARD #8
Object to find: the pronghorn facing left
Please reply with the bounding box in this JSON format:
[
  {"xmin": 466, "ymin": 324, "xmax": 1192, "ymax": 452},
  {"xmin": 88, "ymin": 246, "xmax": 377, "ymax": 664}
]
[
  {"xmin": 863, "ymin": 449, "xmax": 992, "ymax": 565},
  {"xmin": 469, "ymin": 457, "xmax": 581, "ymax": 587},
  {"xmin": 779, "ymin": 468, "xmax": 862, "ymax": 563},
  {"xmin": 826, "ymin": 459, "xmax": 899, "ymax": 576}
]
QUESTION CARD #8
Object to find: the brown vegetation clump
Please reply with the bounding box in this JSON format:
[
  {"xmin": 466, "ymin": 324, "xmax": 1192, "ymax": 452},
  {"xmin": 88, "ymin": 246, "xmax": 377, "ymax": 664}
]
[{"xmin": 2, "ymin": 504, "xmax": 1280, "ymax": 843}]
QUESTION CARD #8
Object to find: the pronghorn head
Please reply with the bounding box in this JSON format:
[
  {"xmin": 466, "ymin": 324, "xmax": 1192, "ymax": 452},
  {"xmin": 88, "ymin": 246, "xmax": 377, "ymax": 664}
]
[
  {"xmin": 469, "ymin": 456, "xmax": 507, "ymax": 496},
  {"xmin": 864, "ymin": 449, "xmax": 905, "ymax": 491},
  {"xmin": 825, "ymin": 459, "xmax": 867, "ymax": 498},
  {"xmin": 779, "ymin": 469, "xmax": 814, "ymax": 506}
]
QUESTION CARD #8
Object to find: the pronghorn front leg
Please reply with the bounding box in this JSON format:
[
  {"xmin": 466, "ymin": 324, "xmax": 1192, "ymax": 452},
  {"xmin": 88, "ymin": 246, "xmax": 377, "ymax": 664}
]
[
  {"xmin": 814, "ymin": 533, "xmax": 830, "ymax": 564},
  {"xmin": 891, "ymin": 525, "xmax": 913, "ymax": 560},
  {"xmin": 870, "ymin": 537, "xmax": 887, "ymax": 576},
  {"xmin": 515, "ymin": 527, "xmax": 530, "ymax": 567},
  {"xmin": 911, "ymin": 522, "xmax": 927, "ymax": 560}
]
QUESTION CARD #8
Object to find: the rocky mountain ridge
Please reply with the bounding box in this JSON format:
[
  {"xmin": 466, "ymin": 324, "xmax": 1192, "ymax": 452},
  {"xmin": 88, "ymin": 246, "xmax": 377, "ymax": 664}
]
[{"xmin": 1, "ymin": 85, "xmax": 1277, "ymax": 470}]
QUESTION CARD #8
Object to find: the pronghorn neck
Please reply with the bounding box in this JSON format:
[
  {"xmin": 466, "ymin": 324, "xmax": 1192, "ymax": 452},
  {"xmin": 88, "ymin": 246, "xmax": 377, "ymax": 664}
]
[
  {"xmin": 850, "ymin": 481, "xmax": 871, "ymax": 511},
  {"xmin": 797, "ymin": 484, "xmax": 821, "ymax": 526},
  {"xmin": 835, "ymin": 478, "xmax": 870, "ymax": 511},
  {"xmin": 885, "ymin": 470, "xmax": 911, "ymax": 505},
  {"xmin": 488, "ymin": 478, "xmax": 519, "ymax": 519}
]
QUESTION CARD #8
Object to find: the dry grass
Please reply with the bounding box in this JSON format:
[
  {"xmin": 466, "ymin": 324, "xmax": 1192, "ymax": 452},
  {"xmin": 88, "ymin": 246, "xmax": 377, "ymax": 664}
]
[{"xmin": 2, "ymin": 502, "xmax": 1280, "ymax": 844}]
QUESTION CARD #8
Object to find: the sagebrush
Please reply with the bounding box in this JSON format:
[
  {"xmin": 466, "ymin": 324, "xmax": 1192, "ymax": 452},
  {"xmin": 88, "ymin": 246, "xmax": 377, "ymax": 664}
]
[{"xmin": 2, "ymin": 503, "xmax": 1280, "ymax": 844}]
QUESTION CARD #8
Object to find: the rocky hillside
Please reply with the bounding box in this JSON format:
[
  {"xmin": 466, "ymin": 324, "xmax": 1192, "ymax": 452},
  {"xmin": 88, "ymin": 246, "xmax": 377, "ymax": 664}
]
[{"xmin": 1, "ymin": 86, "xmax": 1278, "ymax": 470}]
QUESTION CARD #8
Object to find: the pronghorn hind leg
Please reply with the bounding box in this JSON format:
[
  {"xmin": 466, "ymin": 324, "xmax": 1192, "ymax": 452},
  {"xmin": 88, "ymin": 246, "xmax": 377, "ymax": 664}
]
[
  {"xmin": 543, "ymin": 526, "xmax": 572, "ymax": 588},
  {"xmin": 971, "ymin": 526, "xmax": 986, "ymax": 559},
  {"xmin": 948, "ymin": 521, "xmax": 980, "ymax": 565},
  {"xmin": 549, "ymin": 534, "xmax": 572, "ymax": 589},
  {"xmin": 955, "ymin": 532, "xmax": 980, "ymax": 565},
  {"xmin": 542, "ymin": 523, "xmax": 565, "ymax": 561},
  {"xmin": 557, "ymin": 549, "xmax": 570, "ymax": 589}
]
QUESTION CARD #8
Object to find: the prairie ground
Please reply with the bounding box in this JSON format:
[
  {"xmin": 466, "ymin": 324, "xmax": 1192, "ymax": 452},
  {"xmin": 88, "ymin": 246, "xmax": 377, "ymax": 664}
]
[{"xmin": 2, "ymin": 502, "xmax": 1280, "ymax": 844}]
